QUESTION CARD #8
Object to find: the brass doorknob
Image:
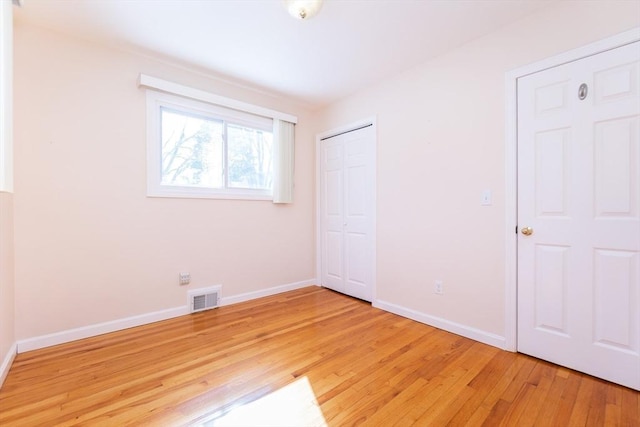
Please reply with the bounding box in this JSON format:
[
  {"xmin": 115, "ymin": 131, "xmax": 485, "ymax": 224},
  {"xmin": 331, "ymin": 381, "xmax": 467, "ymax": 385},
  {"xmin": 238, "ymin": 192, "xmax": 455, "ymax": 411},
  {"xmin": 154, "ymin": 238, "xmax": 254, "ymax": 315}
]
[{"xmin": 521, "ymin": 227, "xmax": 533, "ymax": 236}]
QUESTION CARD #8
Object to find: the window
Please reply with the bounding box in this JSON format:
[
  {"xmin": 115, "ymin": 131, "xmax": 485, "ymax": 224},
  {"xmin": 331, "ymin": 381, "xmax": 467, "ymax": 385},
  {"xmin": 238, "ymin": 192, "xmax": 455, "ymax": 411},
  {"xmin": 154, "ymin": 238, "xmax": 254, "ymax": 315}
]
[{"xmin": 147, "ymin": 90, "xmax": 274, "ymax": 200}]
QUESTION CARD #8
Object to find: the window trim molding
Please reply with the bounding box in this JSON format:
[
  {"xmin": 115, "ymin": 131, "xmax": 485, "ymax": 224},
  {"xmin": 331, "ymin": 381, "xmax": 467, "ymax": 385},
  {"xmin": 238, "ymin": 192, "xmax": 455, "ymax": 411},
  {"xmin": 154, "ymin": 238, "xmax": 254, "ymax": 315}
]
[
  {"xmin": 145, "ymin": 90, "xmax": 275, "ymax": 201},
  {"xmin": 138, "ymin": 74, "xmax": 298, "ymax": 124}
]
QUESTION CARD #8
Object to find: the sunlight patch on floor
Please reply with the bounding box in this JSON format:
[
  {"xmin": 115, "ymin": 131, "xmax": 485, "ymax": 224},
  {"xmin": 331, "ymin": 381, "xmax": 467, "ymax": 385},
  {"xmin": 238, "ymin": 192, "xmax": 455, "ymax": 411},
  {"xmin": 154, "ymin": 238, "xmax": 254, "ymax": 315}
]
[{"xmin": 204, "ymin": 376, "xmax": 327, "ymax": 427}]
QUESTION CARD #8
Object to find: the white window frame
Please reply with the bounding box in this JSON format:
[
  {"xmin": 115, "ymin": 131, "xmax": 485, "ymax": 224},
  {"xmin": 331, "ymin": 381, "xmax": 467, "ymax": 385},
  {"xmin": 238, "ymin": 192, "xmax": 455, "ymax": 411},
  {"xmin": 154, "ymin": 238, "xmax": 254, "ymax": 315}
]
[{"xmin": 146, "ymin": 90, "xmax": 275, "ymax": 200}]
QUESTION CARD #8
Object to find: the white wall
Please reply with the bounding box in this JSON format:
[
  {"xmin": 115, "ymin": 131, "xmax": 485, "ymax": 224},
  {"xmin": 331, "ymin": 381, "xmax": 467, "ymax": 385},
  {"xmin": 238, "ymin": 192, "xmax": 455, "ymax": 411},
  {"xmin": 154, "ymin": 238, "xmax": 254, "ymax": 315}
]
[
  {"xmin": 8, "ymin": 0, "xmax": 640, "ymax": 352},
  {"xmin": 313, "ymin": 1, "xmax": 640, "ymax": 343},
  {"xmin": 0, "ymin": 0, "xmax": 15, "ymax": 385},
  {"xmin": 0, "ymin": 192, "xmax": 14, "ymax": 382},
  {"xmin": 12, "ymin": 24, "xmax": 316, "ymax": 341}
]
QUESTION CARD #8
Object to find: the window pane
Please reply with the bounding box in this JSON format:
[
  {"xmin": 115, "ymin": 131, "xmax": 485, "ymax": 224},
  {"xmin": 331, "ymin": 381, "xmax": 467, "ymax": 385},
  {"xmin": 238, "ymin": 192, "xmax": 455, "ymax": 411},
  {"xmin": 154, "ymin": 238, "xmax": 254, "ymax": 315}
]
[
  {"xmin": 227, "ymin": 124, "xmax": 273, "ymax": 190},
  {"xmin": 160, "ymin": 108, "xmax": 223, "ymax": 188}
]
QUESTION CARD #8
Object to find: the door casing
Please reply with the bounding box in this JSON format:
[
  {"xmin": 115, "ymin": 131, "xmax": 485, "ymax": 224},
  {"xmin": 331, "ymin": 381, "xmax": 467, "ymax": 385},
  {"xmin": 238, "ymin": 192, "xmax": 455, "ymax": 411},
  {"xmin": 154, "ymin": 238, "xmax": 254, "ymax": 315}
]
[{"xmin": 504, "ymin": 27, "xmax": 640, "ymax": 351}]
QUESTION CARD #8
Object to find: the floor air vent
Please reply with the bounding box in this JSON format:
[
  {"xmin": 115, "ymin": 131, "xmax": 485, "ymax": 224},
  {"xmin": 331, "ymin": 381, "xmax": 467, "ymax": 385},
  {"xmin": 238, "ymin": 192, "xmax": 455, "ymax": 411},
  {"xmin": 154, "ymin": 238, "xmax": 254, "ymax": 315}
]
[{"xmin": 188, "ymin": 286, "xmax": 221, "ymax": 313}]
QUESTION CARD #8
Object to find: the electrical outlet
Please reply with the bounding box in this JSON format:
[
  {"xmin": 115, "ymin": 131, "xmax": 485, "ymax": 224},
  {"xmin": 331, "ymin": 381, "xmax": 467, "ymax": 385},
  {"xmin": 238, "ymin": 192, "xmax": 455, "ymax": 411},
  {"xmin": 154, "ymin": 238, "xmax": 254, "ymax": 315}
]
[
  {"xmin": 179, "ymin": 272, "xmax": 191, "ymax": 286},
  {"xmin": 434, "ymin": 280, "xmax": 444, "ymax": 295}
]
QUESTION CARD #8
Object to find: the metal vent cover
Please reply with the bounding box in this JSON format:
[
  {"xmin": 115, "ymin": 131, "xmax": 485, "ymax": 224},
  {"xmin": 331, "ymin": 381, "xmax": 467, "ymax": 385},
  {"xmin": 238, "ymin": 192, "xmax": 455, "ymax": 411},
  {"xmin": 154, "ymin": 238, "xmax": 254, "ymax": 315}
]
[{"xmin": 188, "ymin": 286, "xmax": 221, "ymax": 313}]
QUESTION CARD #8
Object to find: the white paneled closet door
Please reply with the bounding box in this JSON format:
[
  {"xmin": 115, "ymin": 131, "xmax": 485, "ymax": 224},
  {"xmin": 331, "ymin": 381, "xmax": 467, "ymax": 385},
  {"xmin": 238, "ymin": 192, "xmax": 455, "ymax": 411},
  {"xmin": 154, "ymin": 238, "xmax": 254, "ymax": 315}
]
[
  {"xmin": 517, "ymin": 41, "xmax": 640, "ymax": 390},
  {"xmin": 320, "ymin": 124, "xmax": 375, "ymax": 302}
]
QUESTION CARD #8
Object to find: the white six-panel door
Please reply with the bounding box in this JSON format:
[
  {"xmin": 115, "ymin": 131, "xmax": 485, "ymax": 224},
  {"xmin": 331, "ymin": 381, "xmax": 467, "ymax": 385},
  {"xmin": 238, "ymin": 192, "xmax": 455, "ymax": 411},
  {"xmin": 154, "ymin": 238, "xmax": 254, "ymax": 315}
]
[
  {"xmin": 320, "ymin": 125, "xmax": 375, "ymax": 302},
  {"xmin": 517, "ymin": 42, "xmax": 640, "ymax": 390}
]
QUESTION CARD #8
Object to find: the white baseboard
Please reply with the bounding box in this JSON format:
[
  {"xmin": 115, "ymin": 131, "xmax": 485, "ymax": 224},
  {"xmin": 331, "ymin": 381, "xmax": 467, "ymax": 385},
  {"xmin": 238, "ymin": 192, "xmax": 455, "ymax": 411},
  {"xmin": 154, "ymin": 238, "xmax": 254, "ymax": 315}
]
[
  {"xmin": 16, "ymin": 279, "xmax": 319, "ymax": 354},
  {"xmin": 0, "ymin": 342, "xmax": 17, "ymax": 388},
  {"xmin": 220, "ymin": 279, "xmax": 318, "ymax": 306},
  {"xmin": 17, "ymin": 306, "xmax": 189, "ymax": 353},
  {"xmin": 373, "ymin": 299, "xmax": 506, "ymax": 349}
]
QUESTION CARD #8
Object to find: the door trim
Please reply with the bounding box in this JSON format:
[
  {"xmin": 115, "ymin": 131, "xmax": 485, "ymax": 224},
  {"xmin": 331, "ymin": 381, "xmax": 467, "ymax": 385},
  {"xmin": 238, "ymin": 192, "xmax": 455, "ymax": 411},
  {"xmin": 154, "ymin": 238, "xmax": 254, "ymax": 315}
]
[
  {"xmin": 504, "ymin": 27, "xmax": 640, "ymax": 351},
  {"xmin": 315, "ymin": 117, "xmax": 377, "ymax": 302}
]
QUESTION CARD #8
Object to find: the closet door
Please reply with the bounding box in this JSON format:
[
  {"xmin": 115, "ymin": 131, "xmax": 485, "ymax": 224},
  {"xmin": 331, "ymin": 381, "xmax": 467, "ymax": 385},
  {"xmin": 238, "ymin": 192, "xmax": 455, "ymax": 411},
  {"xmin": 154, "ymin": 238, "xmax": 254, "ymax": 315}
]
[{"xmin": 320, "ymin": 124, "xmax": 375, "ymax": 302}]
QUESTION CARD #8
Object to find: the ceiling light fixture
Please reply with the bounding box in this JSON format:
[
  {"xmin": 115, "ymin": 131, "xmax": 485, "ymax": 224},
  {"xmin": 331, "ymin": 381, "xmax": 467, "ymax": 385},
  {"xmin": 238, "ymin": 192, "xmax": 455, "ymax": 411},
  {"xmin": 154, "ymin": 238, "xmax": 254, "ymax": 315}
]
[{"xmin": 283, "ymin": 0, "xmax": 323, "ymax": 20}]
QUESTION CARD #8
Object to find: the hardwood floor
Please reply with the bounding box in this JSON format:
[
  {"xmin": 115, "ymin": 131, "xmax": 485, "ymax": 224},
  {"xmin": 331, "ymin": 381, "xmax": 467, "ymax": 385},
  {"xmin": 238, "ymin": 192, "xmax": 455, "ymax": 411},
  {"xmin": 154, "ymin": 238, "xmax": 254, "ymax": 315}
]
[{"xmin": 0, "ymin": 287, "xmax": 638, "ymax": 426}]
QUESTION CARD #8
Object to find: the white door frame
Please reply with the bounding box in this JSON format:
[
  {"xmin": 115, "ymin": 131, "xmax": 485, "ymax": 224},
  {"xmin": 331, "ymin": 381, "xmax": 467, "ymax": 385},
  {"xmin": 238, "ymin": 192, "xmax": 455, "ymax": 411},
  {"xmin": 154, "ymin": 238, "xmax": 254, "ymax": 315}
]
[
  {"xmin": 316, "ymin": 117, "xmax": 377, "ymax": 301},
  {"xmin": 504, "ymin": 27, "xmax": 640, "ymax": 351}
]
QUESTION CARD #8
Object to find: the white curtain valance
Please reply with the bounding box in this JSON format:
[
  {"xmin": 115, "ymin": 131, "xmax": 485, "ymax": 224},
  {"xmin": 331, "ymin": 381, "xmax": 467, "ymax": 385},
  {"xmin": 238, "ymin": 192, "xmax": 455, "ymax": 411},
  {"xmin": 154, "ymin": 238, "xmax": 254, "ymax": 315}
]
[
  {"xmin": 273, "ymin": 119, "xmax": 295, "ymax": 204},
  {"xmin": 138, "ymin": 74, "xmax": 298, "ymax": 124}
]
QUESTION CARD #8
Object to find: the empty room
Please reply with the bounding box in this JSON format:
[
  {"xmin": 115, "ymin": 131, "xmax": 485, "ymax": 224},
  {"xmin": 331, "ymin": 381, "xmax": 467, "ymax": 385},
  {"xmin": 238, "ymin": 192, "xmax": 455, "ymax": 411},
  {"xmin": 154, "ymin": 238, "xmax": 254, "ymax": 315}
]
[{"xmin": 0, "ymin": 0, "xmax": 639, "ymax": 425}]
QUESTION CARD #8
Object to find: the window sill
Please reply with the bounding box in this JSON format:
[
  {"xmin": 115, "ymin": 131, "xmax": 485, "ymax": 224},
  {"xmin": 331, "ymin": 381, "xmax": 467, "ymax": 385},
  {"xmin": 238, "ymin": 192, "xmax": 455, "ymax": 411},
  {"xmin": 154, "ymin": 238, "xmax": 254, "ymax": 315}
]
[{"xmin": 147, "ymin": 186, "xmax": 273, "ymax": 201}]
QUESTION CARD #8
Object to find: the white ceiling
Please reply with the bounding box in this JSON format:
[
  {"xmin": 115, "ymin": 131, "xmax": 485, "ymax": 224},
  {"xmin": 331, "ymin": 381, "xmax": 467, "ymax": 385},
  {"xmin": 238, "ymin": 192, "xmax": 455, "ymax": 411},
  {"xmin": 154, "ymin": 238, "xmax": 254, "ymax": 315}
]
[{"xmin": 14, "ymin": 0, "xmax": 557, "ymax": 109}]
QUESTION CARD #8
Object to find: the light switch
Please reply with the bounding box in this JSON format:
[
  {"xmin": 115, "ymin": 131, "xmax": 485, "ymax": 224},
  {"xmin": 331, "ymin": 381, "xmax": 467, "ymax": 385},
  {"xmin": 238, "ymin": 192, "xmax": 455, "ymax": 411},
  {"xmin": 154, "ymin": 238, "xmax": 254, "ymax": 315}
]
[{"xmin": 481, "ymin": 190, "xmax": 492, "ymax": 206}]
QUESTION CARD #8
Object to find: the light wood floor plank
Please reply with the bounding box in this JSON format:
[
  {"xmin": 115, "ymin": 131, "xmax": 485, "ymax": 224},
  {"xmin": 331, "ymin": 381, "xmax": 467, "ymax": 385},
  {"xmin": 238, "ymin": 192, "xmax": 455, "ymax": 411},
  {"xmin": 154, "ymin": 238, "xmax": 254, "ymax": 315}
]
[{"xmin": 0, "ymin": 287, "xmax": 637, "ymax": 426}]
